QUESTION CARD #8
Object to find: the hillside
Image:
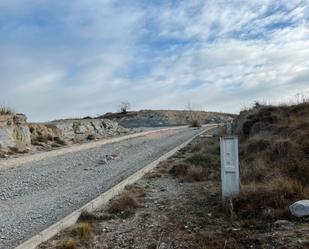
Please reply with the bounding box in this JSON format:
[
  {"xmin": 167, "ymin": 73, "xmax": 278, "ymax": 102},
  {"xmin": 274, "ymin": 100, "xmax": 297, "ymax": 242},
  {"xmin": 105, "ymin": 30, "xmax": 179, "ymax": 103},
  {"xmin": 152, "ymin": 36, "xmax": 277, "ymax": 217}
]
[
  {"xmin": 233, "ymin": 102, "xmax": 309, "ymax": 220},
  {"xmin": 101, "ymin": 110, "xmax": 235, "ymax": 128}
]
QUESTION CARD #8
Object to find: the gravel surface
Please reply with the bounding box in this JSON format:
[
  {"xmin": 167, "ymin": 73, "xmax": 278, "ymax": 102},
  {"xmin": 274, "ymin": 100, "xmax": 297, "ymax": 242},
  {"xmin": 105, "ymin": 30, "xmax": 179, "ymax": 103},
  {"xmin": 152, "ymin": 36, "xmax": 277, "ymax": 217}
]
[{"xmin": 0, "ymin": 127, "xmax": 204, "ymax": 249}]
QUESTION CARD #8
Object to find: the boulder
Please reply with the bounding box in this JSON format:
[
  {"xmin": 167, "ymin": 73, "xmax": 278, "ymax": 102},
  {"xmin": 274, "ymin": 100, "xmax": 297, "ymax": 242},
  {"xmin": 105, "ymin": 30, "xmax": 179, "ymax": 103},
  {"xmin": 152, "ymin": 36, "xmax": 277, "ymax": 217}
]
[{"xmin": 289, "ymin": 200, "xmax": 309, "ymax": 217}]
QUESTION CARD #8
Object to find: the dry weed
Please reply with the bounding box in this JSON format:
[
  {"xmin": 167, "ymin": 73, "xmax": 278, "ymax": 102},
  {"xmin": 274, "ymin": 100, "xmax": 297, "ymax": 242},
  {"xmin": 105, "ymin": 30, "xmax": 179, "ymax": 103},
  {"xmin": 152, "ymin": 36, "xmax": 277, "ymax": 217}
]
[
  {"xmin": 73, "ymin": 222, "xmax": 92, "ymax": 240},
  {"xmin": 108, "ymin": 192, "xmax": 139, "ymax": 213},
  {"xmin": 58, "ymin": 239, "xmax": 78, "ymax": 249},
  {"xmin": 0, "ymin": 106, "xmax": 14, "ymax": 115}
]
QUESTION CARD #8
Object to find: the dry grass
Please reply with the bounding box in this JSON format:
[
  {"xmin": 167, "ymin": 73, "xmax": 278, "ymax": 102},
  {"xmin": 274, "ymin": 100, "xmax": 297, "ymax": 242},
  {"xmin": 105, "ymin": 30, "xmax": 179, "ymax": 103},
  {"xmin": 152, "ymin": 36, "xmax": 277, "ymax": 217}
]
[
  {"xmin": 234, "ymin": 102, "xmax": 309, "ymax": 221},
  {"xmin": 190, "ymin": 118, "xmax": 202, "ymax": 128},
  {"xmin": 73, "ymin": 222, "xmax": 92, "ymax": 240},
  {"xmin": 54, "ymin": 136, "xmax": 67, "ymax": 145},
  {"xmin": 241, "ymin": 157, "xmax": 269, "ymax": 183},
  {"xmin": 58, "ymin": 239, "xmax": 78, "ymax": 249},
  {"xmin": 144, "ymin": 172, "xmax": 162, "ymax": 179},
  {"xmin": 182, "ymin": 165, "xmax": 208, "ymax": 182},
  {"xmin": 0, "ymin": 106, "xmax": 14, "ymax": 115},
  {"xmin": 124, "ymin": 184, "xmax": 146, "ymax": 198},
  {"xmin": 78, "ymin": 211, "xmax": 101, "ymax": 222},
  {"xmin": 226, "ymin": 175, "xmax": 307, "ymax": 221},
  {"xmin": 169, "ymin": 164, "xmax": 209, "ymax": 182},
  {"xmin": 167, "ymin": 134, "xmax": 222, "ymax": 183},
  {"xmin": 186, "ymin": 153, "xmax": 219, "ymax": 167},
  {"xmin": 108, "ymin": 192, "xmax": 139, "ymax": 213}
]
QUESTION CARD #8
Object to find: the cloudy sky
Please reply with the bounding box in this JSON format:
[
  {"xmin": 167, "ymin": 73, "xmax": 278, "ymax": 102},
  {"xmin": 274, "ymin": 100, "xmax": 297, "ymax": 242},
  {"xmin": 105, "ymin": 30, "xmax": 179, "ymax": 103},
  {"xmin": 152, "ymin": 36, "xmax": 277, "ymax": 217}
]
[{"xmin": 0, "ymin": 0, "xmax": 308, "ymax": 121}]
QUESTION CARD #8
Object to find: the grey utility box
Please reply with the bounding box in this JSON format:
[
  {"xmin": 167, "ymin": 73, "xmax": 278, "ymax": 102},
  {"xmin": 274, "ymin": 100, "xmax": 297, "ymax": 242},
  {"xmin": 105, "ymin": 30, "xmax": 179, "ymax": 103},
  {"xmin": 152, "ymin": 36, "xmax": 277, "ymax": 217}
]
[{"xmin": 220, "ymin": 136, "xmax": 240, "ymax": 198}]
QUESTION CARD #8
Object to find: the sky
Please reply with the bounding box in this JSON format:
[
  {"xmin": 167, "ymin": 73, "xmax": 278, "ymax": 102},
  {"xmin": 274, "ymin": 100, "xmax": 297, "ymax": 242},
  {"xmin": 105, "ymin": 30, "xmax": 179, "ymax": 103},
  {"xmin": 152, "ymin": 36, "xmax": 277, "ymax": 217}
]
[{"xmin": 0, "ymin": 0, "xmax": 309, "ymax": 121}]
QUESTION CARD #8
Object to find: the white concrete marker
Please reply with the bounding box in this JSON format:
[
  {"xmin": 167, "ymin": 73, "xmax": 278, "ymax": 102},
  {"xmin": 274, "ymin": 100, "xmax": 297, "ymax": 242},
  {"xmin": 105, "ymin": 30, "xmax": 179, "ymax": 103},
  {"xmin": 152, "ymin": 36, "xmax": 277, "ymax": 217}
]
[{"xmin": 220, "ymin": 136, "xmax": 239, "ymax": 198}]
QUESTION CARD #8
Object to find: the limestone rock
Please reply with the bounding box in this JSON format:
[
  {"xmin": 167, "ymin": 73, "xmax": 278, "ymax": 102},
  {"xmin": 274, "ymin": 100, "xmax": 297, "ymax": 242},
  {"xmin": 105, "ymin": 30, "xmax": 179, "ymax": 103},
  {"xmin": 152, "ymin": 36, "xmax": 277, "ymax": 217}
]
[
  {"xmin": 51, "ymin": 118, "xmax": 119, "ymax": 141},
  {"xmin": 289, "ymin": 200, "xmax": 309, "ymax": 217},
  {"xmin": 0, "ymin": 114, "xmax": 31, "ymax": 149}
]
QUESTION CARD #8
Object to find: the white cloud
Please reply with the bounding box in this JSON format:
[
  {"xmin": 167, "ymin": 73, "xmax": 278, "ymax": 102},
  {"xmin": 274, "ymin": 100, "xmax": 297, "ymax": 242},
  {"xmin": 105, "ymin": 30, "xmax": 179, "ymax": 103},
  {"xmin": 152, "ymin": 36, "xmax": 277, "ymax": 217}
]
[{"xmin": 0, "ymin": 0, "xmax": 308, "ymax": 121}]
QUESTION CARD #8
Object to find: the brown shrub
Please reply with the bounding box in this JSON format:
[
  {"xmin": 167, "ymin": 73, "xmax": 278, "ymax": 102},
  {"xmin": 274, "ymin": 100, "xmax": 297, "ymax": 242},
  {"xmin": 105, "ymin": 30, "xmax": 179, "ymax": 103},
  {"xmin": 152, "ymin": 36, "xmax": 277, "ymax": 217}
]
[
  {"xmin": 186, "ymin": 153, "xmax": 218, "ymax": 167},
  {"xmin": 280, "ymin": 159, "xmax": 309, "ymax": 186},
  {"xmin": 108, "ymin": 192, "xmax": 139, "ymax": 213},
  {"xmin": 245, "ymin": 138, "xmax": 270, "ymax": 153},
  {"xmin": 194, "ymin": 231, "xmax": 240, "ymax": 249},
  {"xmin": 54, "ymin": 136, "xmax": 67, "ymax": 145},
  {"xmin": 241, "ymin": 158, "xmax": 269, "ymax": 183},
  {"xmin": 231, "ymin": 176, "xmax": 304, "ymax": 220},
  {"xmin": 86, "ymin": 134, "xmax": 95, "ymax": 140},
  {"xmin": 73, "ymin": 222, "xmax": 92, "ymax": 240},
  {"xmin": 144, "ymin": 172, "xmax": 162, "ymax": 179},
  {"xmin": 169, "ymin": 164, "xmax": 208, "ymax": 182},
  {"xmin": 190, "ymin": 118, "xmax": 202, "ymax": 128},
  {"xmin": 270, "ymin": 138, "xmax": 296, "ymax": 159},
  {"xmin": 58, "ymin": 239, "xmax": 78, "ymax": 249},
  {"xmin": 124, "ymin": 185, "xmax": 146, "ymax": 197},
  {"xmin": 169, "ymin": 164, "xmax": 188, "ymax": 177},
  {"xmin": 182, "ymin": 165, "xmax": 207, "ymax": 182}
]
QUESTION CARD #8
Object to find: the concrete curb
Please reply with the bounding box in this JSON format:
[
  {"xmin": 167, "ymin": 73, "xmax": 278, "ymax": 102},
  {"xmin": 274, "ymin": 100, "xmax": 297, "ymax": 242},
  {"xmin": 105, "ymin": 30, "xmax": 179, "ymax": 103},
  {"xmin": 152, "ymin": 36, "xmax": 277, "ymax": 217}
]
[
  {"xmin": 0, "ymin": 126, "xmax": 188, "ymax": 171},
  {"xmin": 15, "ymin": 124, "xmax": 218, "ymax": 249}
]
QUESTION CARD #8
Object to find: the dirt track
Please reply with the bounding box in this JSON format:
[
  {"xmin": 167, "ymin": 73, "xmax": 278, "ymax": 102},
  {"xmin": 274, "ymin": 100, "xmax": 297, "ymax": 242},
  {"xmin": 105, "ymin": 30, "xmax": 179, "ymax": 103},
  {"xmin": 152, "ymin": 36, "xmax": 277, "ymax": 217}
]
[{"xmin": 0, "ymin": 127, "xmax": 207, "ymax": 249}]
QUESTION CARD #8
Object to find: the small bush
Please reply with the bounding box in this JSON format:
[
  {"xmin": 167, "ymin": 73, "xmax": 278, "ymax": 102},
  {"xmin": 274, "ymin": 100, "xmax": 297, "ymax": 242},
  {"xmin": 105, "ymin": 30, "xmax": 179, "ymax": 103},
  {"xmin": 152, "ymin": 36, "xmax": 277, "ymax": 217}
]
[
  {"xmin": 241, "ymin": 158, "xmax": 269, "ymax": 183},
  {"xmin": 245, "ymin": 138, "xmax": 270, "ymax": 153},
  {"xmin": 73, "ymin": 222, "xmax": 92, "ymax": 240},
  {"xmin": 190, "ymin": 118, "xmax": 202, "ymax": 128},
  {"xmin": 144, "ymin": 172, "xmax": 162, "ymax": 179},
  {"xmin": 183, "ymin": 165, "xmax": 208, "ymax": 182},
  {"xmin": 86, "ymin": 134, "xmax": 95, "ymax": 140},
  {"xmin": 270, "ymin": 138, "xmax": 296, "ymax": 159},
  {"xmin": 169, "ymin": 164, "xmax": 208, "ymax": 182},
  {"xmin": 58, "ymin": 239, "xmax": 78, "ymax": 249},
  {"xmin": 108, "ymin": 192, "xmax": 139, "ymax": 213},
  {"xmin": 186, "ymin": 153, "xmax": 217, "ymax": 167},
  {"xmin": 231, "ymin": 176, "xmax": 305, "ymax": 220},
  {"xmin": 54, "ymin": 136, "xmax": 67, "ymax": 145},
  {"xmin": 169, "ymin": 164, "xmax": 189, "ymax": 177},
  {"xmin": 79, "ymin": 211, "xmax": 99, "ymax": 222},
  {"xmin": 0, "ymin": 106, "xmax": 14, "ymax": 115},
  {"xmin": 124, "ymin": 185, "xmax": 146, "ymax": 197}
]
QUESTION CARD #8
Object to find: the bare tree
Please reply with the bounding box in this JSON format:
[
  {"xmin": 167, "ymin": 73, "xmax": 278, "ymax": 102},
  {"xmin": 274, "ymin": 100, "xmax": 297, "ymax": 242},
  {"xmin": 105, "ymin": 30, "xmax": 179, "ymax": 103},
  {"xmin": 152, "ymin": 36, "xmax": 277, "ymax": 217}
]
[
  {"xmin": 119, "ymin": 101, "xmax": 131, "ymax": 114},
  {"xmin": 186, "ymin": 101, "xmax": 203, "ymax": 127}
]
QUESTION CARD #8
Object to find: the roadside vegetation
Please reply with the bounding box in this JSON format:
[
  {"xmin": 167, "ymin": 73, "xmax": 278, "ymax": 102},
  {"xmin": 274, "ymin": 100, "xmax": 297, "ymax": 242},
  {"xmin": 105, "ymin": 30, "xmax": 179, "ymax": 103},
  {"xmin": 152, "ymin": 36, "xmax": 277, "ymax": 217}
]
[
  {"xmin": 232, "ymin": 101, "xmax": 309, "ymax": 221},
  {"xmin": 0, "ymin": 106, "xmax": 14, "ymax": 115}
]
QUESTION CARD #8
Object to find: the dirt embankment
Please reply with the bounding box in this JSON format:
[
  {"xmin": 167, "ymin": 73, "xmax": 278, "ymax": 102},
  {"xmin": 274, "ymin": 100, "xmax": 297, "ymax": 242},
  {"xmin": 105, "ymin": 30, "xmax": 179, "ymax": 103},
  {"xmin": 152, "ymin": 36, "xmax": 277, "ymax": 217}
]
[{"xmin": 101, "ymin": 110, "xmax": 235, "ymax": 128}]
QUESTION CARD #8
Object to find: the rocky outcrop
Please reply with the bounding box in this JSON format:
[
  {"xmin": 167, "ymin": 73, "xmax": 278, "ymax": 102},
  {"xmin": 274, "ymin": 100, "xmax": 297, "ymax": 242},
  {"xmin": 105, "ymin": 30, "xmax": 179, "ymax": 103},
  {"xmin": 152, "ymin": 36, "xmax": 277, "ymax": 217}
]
[
  {"xmin": 49, "ymin": 118, "xmax": 120, "ymax": 141},
  {"xmin": 0, "ymin": 114, "xmax": 31, "ymax": 155},
  {"xmin": 0, "ymin": 114, "xmax": 123, "ymax": 157},
  {"xmin": 27, "ymin": 118, "xmax": 121, "ymax": 150},
  {"xmin": 101, "ymin": 110, "xmax": 235, "ymax": 128}
]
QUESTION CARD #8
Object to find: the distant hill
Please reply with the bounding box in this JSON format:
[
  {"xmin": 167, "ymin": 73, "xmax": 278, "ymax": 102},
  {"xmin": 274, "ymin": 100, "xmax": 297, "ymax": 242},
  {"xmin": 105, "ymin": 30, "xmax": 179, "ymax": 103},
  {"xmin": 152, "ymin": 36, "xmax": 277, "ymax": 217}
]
[{"xmin": 100, "ymin": 110, "xmax": 236, "ymax": 128}]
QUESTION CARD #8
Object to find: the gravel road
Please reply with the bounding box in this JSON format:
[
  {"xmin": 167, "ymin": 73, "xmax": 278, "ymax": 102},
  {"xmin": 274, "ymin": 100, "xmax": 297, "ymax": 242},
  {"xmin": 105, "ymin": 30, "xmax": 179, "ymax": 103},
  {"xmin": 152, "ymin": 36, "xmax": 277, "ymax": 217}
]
[{"xmin": 0, "ymin": 127, "xmax": 207, "ymax": 249}]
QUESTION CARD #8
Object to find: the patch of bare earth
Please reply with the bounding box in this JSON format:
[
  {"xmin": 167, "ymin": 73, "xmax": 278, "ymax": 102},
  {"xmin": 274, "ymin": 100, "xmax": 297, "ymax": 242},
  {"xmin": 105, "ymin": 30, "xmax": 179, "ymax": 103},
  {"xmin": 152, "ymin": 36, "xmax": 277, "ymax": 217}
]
[{"xmin": 38, "ymin": 128, "xmax": 309, "ymax": 249}]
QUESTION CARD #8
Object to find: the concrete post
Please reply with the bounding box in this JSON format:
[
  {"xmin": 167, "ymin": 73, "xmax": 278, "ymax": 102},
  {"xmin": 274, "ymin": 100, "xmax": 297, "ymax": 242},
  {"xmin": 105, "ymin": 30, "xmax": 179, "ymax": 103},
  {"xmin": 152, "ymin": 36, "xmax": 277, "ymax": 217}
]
[{"xmin": 220, "ymin": 136, "xmax": 239, "ymax": 198}]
